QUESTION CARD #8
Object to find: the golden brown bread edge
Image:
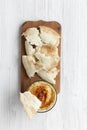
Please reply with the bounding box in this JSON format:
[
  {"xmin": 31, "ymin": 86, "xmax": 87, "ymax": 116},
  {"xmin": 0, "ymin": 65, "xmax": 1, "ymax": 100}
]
[{"xmin": 21, "ymin": 20, "xmax": 61, "ymax": 94}]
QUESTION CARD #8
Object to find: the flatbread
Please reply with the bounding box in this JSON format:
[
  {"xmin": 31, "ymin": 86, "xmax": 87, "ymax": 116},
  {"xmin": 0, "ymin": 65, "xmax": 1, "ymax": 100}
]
[
  {"xmin": 25, "ymin": 40, "xmax": 35, "ymax": 55},
  {"xmin": 22, "ymin": 55, "xmax": 38, "ymax": 77},
  {"xmin": 39, "ymin": 26, "xmax": 60, "ymax": 46},
  {"xmin": 22, "ymin": 26, "xmax": 60, "ymax": 85},
  {"xmin": 34, "ymin": 51, "xmax": 59, "ymax": 71},
  {"xmin": 37, "ymin": 68, "xmax": 59, "ymax": 84},
  {"xmin": 20, "ymin": 91, "xmax": 41, "ymax": 118},
  {"xmin": 22, "ymin": 27, "xmax": 42, "ymax": 46},
  {"xmin": 36, "ymin": 44, "xmax": 58, "ymax": 56}
]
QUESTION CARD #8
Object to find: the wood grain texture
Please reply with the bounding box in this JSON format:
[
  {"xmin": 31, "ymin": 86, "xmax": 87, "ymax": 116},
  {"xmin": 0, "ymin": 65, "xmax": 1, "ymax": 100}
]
[
  {"xmin": 21, "ymin": 20, "xmax": 61, "ymax": 93},
  {"xmin": 0, "ymin": 0, "xmax": 87, "ymax": 130}
]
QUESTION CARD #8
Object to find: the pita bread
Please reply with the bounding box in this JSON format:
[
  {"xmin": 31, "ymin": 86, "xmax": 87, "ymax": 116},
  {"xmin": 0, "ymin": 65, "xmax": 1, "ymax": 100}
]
[
  {"xmin": 22, "ymin": 55, "xmax": 38, "ymax": 77},
  {"xmin": 22, "ymin": 27, "xmax": 39, "ymax": 36},
  {"xmin": 34, "ymin": 51, "xmax": 59, "ymax": 71},
  {"xmin": 39, "ymin": 26, "xmax": 60, "ymax": 46},
  {"xmin": 37, "ymin": 68, "xmax": 59, "ymax": 84},
  {"xmin": 25, "ymin": 40, "xmax": 35, "ymax": 55},
  {"xmin": 22, "ymin": 26, "xmax": 60, "ymax": 84},
  {"xmin": 22, "ymin": 28, "xmax": 42, "ymax": 46},
  {"xmin": 20, "ymin": 91, "xmax": 41, "ymax": 118},
  {"xmin": 36, "ymin": 44, "xmax": 58, "ymax": 56}
]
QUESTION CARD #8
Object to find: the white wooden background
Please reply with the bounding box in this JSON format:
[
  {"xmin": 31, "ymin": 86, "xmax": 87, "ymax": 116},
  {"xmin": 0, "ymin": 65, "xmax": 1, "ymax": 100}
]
[{"xmin": 0, "ymin": 0, "xmax": 87, "ymax": 130}]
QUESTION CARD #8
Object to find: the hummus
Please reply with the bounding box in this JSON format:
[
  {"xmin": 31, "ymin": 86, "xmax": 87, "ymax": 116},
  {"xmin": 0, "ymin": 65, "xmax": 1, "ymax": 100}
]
[{"xmin": 28, "ymin": 81, "xmax": 57, "ymax": 112}]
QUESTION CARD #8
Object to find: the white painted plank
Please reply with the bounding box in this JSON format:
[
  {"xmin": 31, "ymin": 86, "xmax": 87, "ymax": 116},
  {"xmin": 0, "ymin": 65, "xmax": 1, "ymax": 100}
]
[{"xmin": 0, "ymin": 0, "xmax": 87, "ymax": 130}]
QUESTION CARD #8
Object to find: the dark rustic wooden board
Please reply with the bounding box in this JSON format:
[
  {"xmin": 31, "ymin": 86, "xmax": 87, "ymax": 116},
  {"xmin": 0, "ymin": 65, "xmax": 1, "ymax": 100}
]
[{"xmin": 21, "ymin": 20, "xmax": 61, "ymax": 94}]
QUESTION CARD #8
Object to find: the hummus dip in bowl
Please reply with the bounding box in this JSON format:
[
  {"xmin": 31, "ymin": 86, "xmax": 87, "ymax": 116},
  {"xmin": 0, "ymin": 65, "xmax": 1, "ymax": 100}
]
[{"xmin": 28, "ymin": 81, "xmax": 57, "ymax": 112}]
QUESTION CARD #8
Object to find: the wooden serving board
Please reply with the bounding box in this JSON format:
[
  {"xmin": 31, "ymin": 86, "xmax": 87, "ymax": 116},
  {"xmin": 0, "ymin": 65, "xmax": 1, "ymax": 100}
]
[{"xmin": 21, "ymin": 20, "xmax": 61, "ymax": 94}]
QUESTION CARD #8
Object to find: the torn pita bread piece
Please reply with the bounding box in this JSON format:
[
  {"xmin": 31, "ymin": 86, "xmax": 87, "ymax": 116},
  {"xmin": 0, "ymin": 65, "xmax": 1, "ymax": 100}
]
[
  {"xmin": 25, "ymin": 40, "xmax": 35, "ymax": 55},
  {"xmin": 22, "ymin": 55, "xmax": 38, "ymax": 78},
  {"xmin": 22, "ymin": 27, "xmax": 42, "ymax": 46},
  {"xmin": 36, "ymin": 44, "xmax": 58, "ymax": 56},
  {"xmin": 22, "ymin": 27, "xmax": 39, "ymax": 36},
  {"xmin": 39, "ymin": 26, "xmax": 60, "ymax": 46},
  {"xmin": 37, "ymin": 68, "xmax": 59, "ymax": 84},
  {"xmin": 20, "ymin": 91, "xmax": 41, "ymax": 118},
  {"xmin": 34, "ymin": 51, "xmax": 59, "ymax": 71}
]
